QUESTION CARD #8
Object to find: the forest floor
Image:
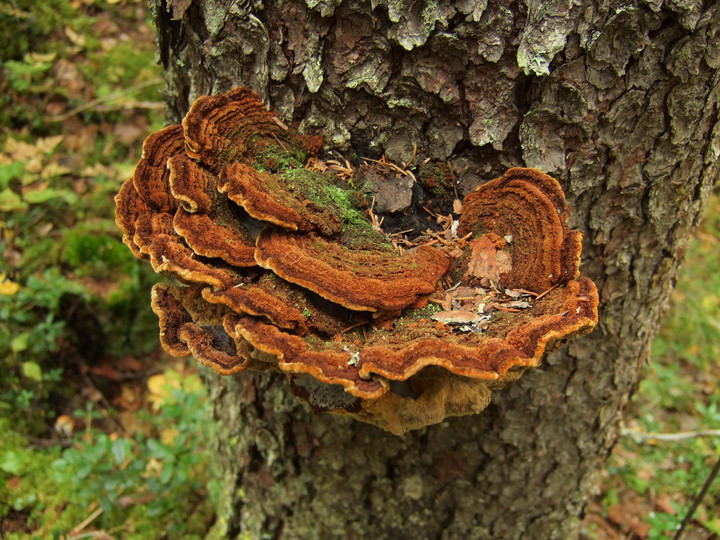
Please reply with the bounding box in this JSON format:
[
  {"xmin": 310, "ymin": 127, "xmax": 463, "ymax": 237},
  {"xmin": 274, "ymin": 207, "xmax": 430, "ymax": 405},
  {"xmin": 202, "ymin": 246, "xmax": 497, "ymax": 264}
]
[{"xmin": 0, "ymin": 1, "xmax": 718, "ymax": 539}]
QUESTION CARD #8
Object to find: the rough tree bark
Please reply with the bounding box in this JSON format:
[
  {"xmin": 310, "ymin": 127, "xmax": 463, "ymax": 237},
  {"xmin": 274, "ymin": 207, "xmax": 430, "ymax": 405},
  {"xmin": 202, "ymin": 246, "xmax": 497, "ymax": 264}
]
[{"xmin": 151, "ymin": 1, "xmax": 719, "ymax": 538}]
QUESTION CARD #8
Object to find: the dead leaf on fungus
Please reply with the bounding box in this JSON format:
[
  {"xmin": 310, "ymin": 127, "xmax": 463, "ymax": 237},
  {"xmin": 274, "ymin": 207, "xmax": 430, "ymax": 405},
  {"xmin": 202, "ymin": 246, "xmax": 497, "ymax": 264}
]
[
  {"xmin": 465, "ymin": 233, "xmax": 512, "ymax": 287},
  {"xmin": 431, "ymin": 310, "xmax": 485, "ymax": 325},
  {"xmin": 115, "ymin": 87, "xmax": 599, "ymax": 435}
]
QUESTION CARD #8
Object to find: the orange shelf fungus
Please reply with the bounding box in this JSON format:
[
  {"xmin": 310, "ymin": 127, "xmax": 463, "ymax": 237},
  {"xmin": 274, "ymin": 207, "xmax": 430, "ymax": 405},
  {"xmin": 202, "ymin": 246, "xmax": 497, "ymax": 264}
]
[
  {"xmin": 116, "ymin": 87, "xmax": 598, "ymax": 435},
  {"xmin": 219, "ymin": 162, "xmax": 343, "ymax": 236},
  {"xmin": 456, "ymin": 167, "xmax": 583, "ymax": 292},
  {"xmin": 254, "ymin": 228, "xmax": 450, "ymax": 312}
]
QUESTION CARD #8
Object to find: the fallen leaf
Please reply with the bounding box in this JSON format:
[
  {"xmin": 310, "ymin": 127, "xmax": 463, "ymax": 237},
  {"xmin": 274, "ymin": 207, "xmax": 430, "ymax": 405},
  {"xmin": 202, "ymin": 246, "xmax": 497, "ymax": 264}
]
[
  {"xmin": 35, "ymin": 135, "xmax": 64, "ymax": 155},
  {"xmin": 29, "ymin": 51, "xmax": 56, "ymax": 63},
  {"xmin": 0, "ymin": 274, "xmax": 19, "ymax": 296},
  {"xmin": 4, "ymin": 138, "xmax": 40, "ymax": 162},
  {"xmin": 160, "ymin": 427, "xmax": 179, "ymax": 445},
  {"xmin": 117, "ymin": 356, "xmax": 143, "ymax": 372},
  {"xmin": 42, "ymin": 162, "xmax": 72, "ymax": 179},
  {"xmin": 447, "ymin": 286, "xmax": 479, "ymax": 299},
  {"xmin": 504, "ymin": 288, "xmax": 522, "ymax": 298},
  {"xmin": 432, "ymin": 310, "xmax": 485, "ymax": 325},
  {"xmin": 64, "ymin": 27, "xmax": 86, "ymax": 47},
  {"xmin": 53, "ymin": 58, "xmax": 85, "ymax": 97},
  {"xmin": 653, "ymin": 494, "xmax": 676, "ymax": 515},
  {"xmin": 505, "ymin": 300, "xmax": 532, "ymax": 309},
  {"xmin": 90, "ymin": 362, "xmax": 122, "ymax": 381},
  {"xmin": 147, "ymin": 373, "xmax": 172, "ymax": 409},
  {"xmin": 628, "ymin": 520, "xmax": 650, "ymax": 538},
  {"xmin": 606, "ymin": 504, "xmax": 626, "ymax": 526},
  {"xmin": 113, "ymin": 122, "xmax": 145, "ymax": 145},
  {"xmin": 465, "ymin": 233, "xmax": 512, "ymax": 287}
]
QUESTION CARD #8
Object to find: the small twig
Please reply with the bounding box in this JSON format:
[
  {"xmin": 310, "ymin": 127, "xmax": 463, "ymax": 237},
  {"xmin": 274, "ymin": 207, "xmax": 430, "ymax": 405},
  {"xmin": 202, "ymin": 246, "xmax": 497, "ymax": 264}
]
[
  {"xmin": 367, "ymin": 196, "xmax": 385, "ymax": 232},
  {"xmin": 403, "ymin": 144, "xmax": 418, "ymax": 169},
  {"xmin": 39, "ymin": 503, "xmax": 66, "ymax": 538},
  {"xmin": 673, "ymin": 454, "xmax": 720, "ymax": 540},
  {"xmin": 512, "ymin": 288, "xmax": 540, "ymax": 297},
  {"xmin": 272, "ymin": 117, "xmax": 289, "ymax": 130},
  {"xmin": 419, "ymin": 238, "xmax": 439, "ymax": 247},
  {"xmin": 534, "ymin": 283, "xmax": 560, "ymax": 301},
  {"xmin": 271, "ymin": 133, "xmax": 289, "ymax": 152},
  {"xmin": 389, "ymin": 228, "xmax": 415, "ymax": 237},
  {"xmin": 76, "ymin": 101, "xmax": 164, "ymax": 114},
  {"xmin": 46, "ymin": 78, "xmax": 163, "ymax": 122},
  {"xmin": 69, "ymin": 505, "xmax": 104, "ymax": 536},
  {"xmin": 326, "ymin": 158, "xmax": 355, "ymax": 179},
  {"xmin": 340, "ymin": 320, "xmax": 370, "ymax": 335},
  {"xmin": 488, "ymin": 302, "xmax": 523, "ymax": 313},
  {"xmin": 423, "ymin": 231, "xmax": 449, "ymax": 245},
  {"xmin": 457, "ymin": 232, "xmax": 473, "ymax": 243},
  {"xmin": 280, "ymin": 250, "xmax": 304, "ymax": 265},
  {"xmin": 621, "ymin": 428, "xmax": 720, "ymax": 441},
  {"xmin": 68, "ymin": 532, "xmax": 113, "ymax": 540},
  {"xmin": 27, "ymin": 436, "xmax": 74, "ymax": 449},
  {"xmin": 363, "ymin": 156, "xmax": 417, "ymax": 182}
]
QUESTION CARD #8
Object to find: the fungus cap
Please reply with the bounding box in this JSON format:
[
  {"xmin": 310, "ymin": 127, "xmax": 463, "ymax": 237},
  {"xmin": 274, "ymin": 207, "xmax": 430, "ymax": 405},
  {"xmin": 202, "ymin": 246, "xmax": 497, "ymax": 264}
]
[
  {"xmin": 457, "ymin": 167, "xmax": 583, "ymax": 292},
  {"xmin": 117, "ymin": 87, "xmax": 598, "ymax": 434},
  {"xmin": 254, "ymin": 228, "xmax": 451, "ymax": 312}
]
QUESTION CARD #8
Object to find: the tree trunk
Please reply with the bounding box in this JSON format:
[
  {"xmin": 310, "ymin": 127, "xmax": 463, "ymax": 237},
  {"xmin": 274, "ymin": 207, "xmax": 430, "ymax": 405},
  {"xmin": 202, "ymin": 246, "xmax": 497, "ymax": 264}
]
[{"xmin": 152, "ymin": 1, "xmax": 719, "ymax": 538}]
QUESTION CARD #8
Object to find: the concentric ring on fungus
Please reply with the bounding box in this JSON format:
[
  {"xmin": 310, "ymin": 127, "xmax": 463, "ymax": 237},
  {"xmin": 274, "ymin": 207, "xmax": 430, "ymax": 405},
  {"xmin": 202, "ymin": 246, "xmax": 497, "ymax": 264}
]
[{"xmin": 115, "ymin": 87, "xmax": 599, "ymax": 435}]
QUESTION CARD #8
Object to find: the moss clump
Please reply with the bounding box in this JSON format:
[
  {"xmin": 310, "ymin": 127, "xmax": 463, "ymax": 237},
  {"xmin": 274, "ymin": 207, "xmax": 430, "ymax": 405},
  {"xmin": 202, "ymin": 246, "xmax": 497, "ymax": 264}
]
[
  {"xmin": 251, "ymin": 139, "xmax": 396, "ymax": 251},
  {"xmin": 409, "ymin": 302, "xmax": 443, "ymax": 319},
  {"xmin": 280, "ymin": 168, "xmax": 392, "ymax": 251},
  {"xmin": 254, "ymin": 144, "xmax": 308, "ymax": 173},
  {"xmin": 321, "ymin": 184, "xmax": 391, "ymax": 251},
  {"xmin": 418, "ymin": 162, "xmax": 454, "ymax": 199}
]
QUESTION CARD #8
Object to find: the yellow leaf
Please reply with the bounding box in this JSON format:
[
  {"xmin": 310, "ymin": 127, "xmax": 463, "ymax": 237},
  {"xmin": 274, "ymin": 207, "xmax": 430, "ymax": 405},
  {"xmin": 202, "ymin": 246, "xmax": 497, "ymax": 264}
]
[
  {"xmin": 147, "ymin": 371, "xmax": 182, "ymax": 409},
  {"xmin": 64, "ymin": 27, "xmax": 86, "ymax": 48},
  {"xmin": 35, "ymin": 135, "xmax": 64, "ymax": 155},
  {"xmin": 42, "ymin": 162, "xmax": 72, "ymax": 179},
  {"xmin": 29, "ymin": 52, "xmax": 57, "ymax": 63},
  {"xmin": 160, "ymin": 427, "xmax": 179, "ymax": 445},
  {"xmin": 3, "ymin": 138, "xmax": 40, "ymax": 162},
  {"xmin": 24, "ymin": 158, "xmax": 43, "ymax": 176},
  {"xmin": 0, "ymin": 274, "xmax": 19, "ymax": 296},
  {"xmin": 80, "ymin": 163, "xmax": 113, "ymax": 177}
]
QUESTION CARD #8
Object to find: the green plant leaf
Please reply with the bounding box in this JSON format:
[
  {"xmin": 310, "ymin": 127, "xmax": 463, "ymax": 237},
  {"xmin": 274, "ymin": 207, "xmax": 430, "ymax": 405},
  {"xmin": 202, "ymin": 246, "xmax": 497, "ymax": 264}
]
[
  {"xmin": 159, "ymin": 462, "xmax": 174, "ymax": 485},
  {"xmin": 11, "ymin": 332, "xmax": 31, "ymax": 353},
  {"xmin": 0, "ymin": 188, "xmax": 28, "ymax": 211},
  {"xmin": 0, "ymin": 161, "xmax": 25, "ymax": 189},
  {"xmin": 21, "ymin": 360, "xmax": 43, "ymax": 382},
  {"xmin": 23, "ymin": 187, "xmax": 78, "ymax": 205},
  {"xmin": 111, "ymin": 438, "xmax": 127, "ymax": 464},
  {"xmin": 0, "ymin": 450, "xmax": 30, "ymax": 475}
]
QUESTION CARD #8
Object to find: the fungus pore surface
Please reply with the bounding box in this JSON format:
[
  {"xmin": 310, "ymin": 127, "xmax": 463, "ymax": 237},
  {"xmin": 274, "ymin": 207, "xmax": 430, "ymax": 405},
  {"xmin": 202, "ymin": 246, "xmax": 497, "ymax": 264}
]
[{"xmin": 115, "ymin": 87, "xmax": 598, "ymax": 435}]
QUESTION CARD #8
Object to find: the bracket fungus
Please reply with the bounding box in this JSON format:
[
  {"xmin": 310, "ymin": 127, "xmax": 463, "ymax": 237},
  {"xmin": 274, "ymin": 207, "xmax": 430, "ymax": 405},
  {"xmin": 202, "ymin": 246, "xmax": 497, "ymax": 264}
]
[{"xmin": 115, "ymin": 87, "xmax": 598, "ymax": 435}]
